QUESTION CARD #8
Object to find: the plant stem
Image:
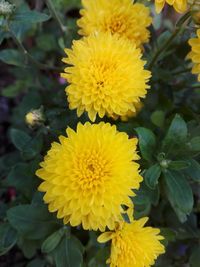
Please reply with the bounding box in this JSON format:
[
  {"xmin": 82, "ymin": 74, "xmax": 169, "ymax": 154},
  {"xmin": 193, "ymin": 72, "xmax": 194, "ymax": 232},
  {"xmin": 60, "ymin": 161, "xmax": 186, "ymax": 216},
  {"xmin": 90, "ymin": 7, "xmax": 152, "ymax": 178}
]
[
  {"xmin": 45, "ymin": 0, "xmax": 66, "ymax": 34},
  {"xmin": 7, "ymin": 25, "xmax": 62, "ymax": 71},
  {"xmin": 148, "ymin": 27, "xmax": 181, "ymax": 70},
  {"xmin": 172, "ymin": 67, "xmax": 192, "ymax": 75}
]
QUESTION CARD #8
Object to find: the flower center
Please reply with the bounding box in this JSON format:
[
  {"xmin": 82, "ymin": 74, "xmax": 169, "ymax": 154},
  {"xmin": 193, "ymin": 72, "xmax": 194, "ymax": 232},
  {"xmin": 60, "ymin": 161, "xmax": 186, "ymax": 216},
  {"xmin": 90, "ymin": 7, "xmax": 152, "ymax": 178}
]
[{"xmin": 107, "ymin": 15, "xmax": 127, "ymax": 34}]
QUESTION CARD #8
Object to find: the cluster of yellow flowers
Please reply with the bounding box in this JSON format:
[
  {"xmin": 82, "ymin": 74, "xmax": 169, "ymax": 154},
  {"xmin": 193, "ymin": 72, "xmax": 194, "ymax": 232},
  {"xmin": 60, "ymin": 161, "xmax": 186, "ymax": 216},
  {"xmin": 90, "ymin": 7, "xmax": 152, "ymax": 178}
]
[{"xmin": 36, "ymin": 0, "xmax": 199, "ymax": 266}]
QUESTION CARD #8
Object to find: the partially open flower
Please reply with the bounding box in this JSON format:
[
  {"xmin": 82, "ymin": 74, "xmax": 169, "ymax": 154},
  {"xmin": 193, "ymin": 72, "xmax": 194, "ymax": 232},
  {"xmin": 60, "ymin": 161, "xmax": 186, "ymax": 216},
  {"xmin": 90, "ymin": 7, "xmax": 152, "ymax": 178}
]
[
  {"xmin": 25, "ymin": 108, "xmax": 44, "ymax": 127},
  {"xmin": 98, "ymin": 218, "xmax": 165, "ymax": 267}
]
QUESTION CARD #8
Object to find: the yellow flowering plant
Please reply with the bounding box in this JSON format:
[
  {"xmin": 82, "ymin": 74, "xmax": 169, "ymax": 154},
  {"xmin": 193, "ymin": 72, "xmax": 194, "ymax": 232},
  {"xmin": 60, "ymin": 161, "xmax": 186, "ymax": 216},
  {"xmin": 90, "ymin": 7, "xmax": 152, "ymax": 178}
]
[{"xmin": 0, "ymin": 0, "xmax": 200, "ymax": 266}]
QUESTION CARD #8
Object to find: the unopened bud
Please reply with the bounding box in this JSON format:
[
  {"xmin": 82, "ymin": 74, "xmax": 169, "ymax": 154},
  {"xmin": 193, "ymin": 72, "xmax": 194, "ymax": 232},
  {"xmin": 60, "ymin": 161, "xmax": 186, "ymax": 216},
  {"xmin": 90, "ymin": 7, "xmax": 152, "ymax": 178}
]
[
  {"xmin": 0, "ymin": 0, "xmax": 15, "ymax": 16},
  {"xmin": 25, "ymin": 108, "xmax": 44, "ymax": 127}
]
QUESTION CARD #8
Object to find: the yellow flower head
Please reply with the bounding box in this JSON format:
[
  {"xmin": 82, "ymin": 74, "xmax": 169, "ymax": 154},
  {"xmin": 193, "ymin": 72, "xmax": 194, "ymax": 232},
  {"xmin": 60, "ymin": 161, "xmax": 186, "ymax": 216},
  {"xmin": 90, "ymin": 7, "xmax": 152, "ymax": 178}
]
[
  {"xmin": 155, "ymin": 0, "xmax": 187, "ymax": 13},
  {"xmin": 36, "ymin": 122, "xmax": 142, "ymax": 231},
  {"xmin": 188, "ymin": 29, "xmax": 200, "ymax": 82},
  {"xmin": 98, "ymin": 218, "xmax": 165, "ymax": 267},
  {"xmin": 61, "ymin": 32, "xmax": 151, "ymax": 122},
  {"xmin": 77, "ymin": 0, "xmax": 152, "ymax": 47}
]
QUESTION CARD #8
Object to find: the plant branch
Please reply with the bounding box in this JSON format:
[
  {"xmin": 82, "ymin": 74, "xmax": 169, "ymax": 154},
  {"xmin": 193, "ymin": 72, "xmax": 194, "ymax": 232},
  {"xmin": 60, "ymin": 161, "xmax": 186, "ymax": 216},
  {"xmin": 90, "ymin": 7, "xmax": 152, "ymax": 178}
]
[{"xmin": 44, "ymin": 0, "xmax": 67, "ymax": 34}]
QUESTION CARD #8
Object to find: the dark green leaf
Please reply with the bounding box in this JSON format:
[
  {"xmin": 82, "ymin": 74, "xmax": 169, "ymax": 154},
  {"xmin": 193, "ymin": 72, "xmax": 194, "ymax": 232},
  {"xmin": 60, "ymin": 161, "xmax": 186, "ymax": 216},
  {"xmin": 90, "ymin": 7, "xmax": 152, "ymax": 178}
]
[
  {"xmin": 189, "ymin": 137, "xmax": 200, "ymax": 152},
  {"xmin": 2, "ymin": 81, "xmax": 26, "ymax": 97},
  {"xmin": 135, "ymin": 127, "xmax": 156, "ymax": 161},
  {"xmin": 150, "ymin": 110, "xmax": 165, "ymax": 128},
  {"xmin": 12, "ymin": 10, "xmax": 50, "ymax": 24},
  {"xmin": 0, "ymin": 49, "xmax": 25, "ymax": 67},
  {"xmin": 7, "ymin": 204, "xmax": 59, "ymax": 240},
  {"xmin": 42, "ymin": 228, "xmax": 66, "ymax": 254},
  {"xmin": 144, "ymin": 164, "xmax": 161, "ymax": 189},
  {"xmin": 26, "ymin": 259, "xmax": 45, "ymax": 267},
  {"xmin": 162, "ymin": 114, "xmax": 187, "ymax": 151},
  {"xmin": 53, "ymin": 234, "xmax": 83, "ymax": 267},
  {"xmin": 10, "ymin": 128, "xmax": 31, "ymax": 151},
  {"xmin": 168, "ymin": 160, "xmax": 191, "ymax": 170},
  {"xmin": 0, "ymin": 223, "xmax": 17, "ymax": 256},
  {"xmin": 160, "ymin": 227, "xmax": 176, "ymax": 246},
  {"xmin": 18, "ymin": 237, "xmax": 41, "ymax": 259},
  {"xmin": 184, "ymin": 159, "xmax": 200, "ymax": 182},
  {"xmin": 164, "ymin": 170, "xmax": 193, "ymax": 217}
]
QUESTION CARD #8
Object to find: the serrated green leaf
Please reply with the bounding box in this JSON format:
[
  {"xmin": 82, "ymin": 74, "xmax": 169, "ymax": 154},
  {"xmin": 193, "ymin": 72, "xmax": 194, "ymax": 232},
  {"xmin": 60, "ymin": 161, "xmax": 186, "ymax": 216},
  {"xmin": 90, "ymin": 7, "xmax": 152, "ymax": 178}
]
[
  {"xmin": 135, "ymin": 127, "xmax": 156, "ymax": 162},
  {"xmin": 144, "ymin": 164, "xmax": 161, "ymax": 189},
  {"xmin": 164, "ymin": 170, "xmax": 193, "ymax": 217}
]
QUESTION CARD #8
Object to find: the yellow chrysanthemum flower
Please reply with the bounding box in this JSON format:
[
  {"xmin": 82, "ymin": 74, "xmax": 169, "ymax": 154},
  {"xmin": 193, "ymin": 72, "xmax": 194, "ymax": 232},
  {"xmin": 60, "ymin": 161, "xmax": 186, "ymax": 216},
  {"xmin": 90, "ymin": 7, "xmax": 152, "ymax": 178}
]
[
  {"xmin": 188, "ymin": 29, "xmax": 200, "ymax": 82},
  {"xmin": 98, "ymin": 218, "xmax": 165, "ymax": 267},
  {"xmin": 61, "ymin": 32, "xmax": 151, "ymax": 122},
  {"xmin": 77, "ymin": 0, "xmax": 152, "ymax": 47},
  {"xmin": 36, "ymin": 122, "xmax": 142, "ymax": 231},
  {"xmin": 155, "ymin": 0, "xmax": 187, "ymax": 13}
]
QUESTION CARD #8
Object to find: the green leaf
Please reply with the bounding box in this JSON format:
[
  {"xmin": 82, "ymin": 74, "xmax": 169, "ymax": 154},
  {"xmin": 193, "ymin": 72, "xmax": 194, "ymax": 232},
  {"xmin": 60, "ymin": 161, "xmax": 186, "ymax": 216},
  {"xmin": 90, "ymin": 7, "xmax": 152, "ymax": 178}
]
[
  {"xmin": 168, "ymin": 160, "xmax": 191, "ymax": 170},
  {"xmin": 184, "ymin": 159, "xmax": 200, "ymax": 182},
  {"xmin": 160, "ymin": 227, "xmax": 176, "ymax": 246},
  {"xmin": 2, "ymin": 81, "xmax": 26, "ymax": 98},
  {"xmin": 135, "ymin": 127, "xmax": 156, "ymax": 162},
  {"xmin": 150, "ymin": 110, "xmax": 165, "ymax": 128},
  {"xmin": 53, "ymin": 234, "xmax": 84, "ymax": 267},
  {"xmin": 189, "ymin": 247, "xmax": 200, "ymax": 267},
  {"xmin": 7, "ymin": 204, "xmax": 59, "ymax": 240},
  {"xmin": 189, "ymin": 137, "xmax": 200, "ymax": 152},
  {"xmin": 10, "ymin": 129, "xmax": 43, "ymax": 160},
  {"xmin": 0, "ymin": 49, "xmax": 25, "ymax": 67},
  {"xmin": 164, "ymin": 170, "xmax": 193, "ymax": 218},
  {"xmin": 162, "ymin": 114, "xmax": 187, "ymax": 151},
  {"xmin": 18, "ymin": 237, "xmax": 41, "ymax": 259},
  {"xmin": 12, "ymin": 10, "xmax": 50, "ymax": 24},
  {"xmin": 42, "ymin": 228, "xmax": 66, "ymax": 254},
  {"xmin": 0, "ymin": 223, "xmax": 17, "ymax": 256},
  {"xmin": 144, "ymin": 164, "xmax": 161, "ymax": 189}
]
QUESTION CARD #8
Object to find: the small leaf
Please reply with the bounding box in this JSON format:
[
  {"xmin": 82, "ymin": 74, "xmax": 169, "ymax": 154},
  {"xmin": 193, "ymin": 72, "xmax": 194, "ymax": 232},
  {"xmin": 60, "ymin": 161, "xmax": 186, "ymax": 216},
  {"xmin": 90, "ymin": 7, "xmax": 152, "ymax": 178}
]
[
  {"xmin": 162, "ymin": 114, "xmax": 187, "ymax": 151},
  {"xmin": 12, "ymin": 10, "xmax": 50, "ymax": 24},
  {"xmin": 135, "ymin": 127, "xmax": 156, "ymax": 162},
  {"xmin": 26, "ymin": 259, "xmax": 45, "ymax": 267},
  {"xmin": 2, "ymin": 81, "xmax": 26, "ymax": 98},
  {"xmin": 168, "ymin": 160, "xmax": 191, "ymax": 170},
  {"xmin": 189, "ymin": 137, "xmax": 200, "ymax": 152},
  {"xmin": 164, "ymin": 170, "xmax": 193, "ymax": 217},
  {"xmin": 144, "ymin": 164, "xmax": 161, "ymax": 189},
  {"xmin": 151, "ymin": 110, "xmax": 165, "ymax": 128},
  {"xmin": 0, "ymin": 223, "xmax": 17, "ymax": 256},
  {"xmin": 42, "ymin": 228, "xmax": 65, "ymax": 254},
  {"xmin": 10, "ymin": 129, "xmax": 31, "ymax": 151},
  {"xmin": 184, "ymin": 159, "xmax": 200, "ymax": 182}
]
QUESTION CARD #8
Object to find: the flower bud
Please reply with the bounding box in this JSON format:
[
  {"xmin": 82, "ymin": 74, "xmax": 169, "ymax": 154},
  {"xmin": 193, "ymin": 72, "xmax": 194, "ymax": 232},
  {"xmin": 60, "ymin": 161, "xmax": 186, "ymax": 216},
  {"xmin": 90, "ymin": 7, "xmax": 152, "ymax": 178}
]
[
  {"xmin": 25, "ymin": 108, "xmax": 44, "ymax": 127},
  {"xmin": 0, "ymin": 0, "xmax": 15, "ymax": 16}
]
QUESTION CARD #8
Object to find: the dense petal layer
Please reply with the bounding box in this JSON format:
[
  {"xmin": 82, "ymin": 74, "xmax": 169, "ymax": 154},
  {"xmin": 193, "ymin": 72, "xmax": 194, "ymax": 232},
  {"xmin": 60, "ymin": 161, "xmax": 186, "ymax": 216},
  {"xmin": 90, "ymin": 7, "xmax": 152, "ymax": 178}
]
[{"xmin": 188, "ymin": 29, "xmax": 200, "ymax": 82}]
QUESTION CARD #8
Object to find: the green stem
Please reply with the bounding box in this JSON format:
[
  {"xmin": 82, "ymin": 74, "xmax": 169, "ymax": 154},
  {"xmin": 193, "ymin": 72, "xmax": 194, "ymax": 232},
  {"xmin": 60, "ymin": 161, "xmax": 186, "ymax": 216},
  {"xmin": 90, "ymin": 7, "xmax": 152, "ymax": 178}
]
[
  {"xmin": 7, "ymin": 25, "xmax": 62, "ymax": 71},
  {"xmin": 172, "ymin": 67, "xmax": 192, "ymax": 75},
  {"xmin": 148, "ymin": 27, "xmax": 181, "ymax": 70},
  {"xmin": 45, "ymin": 0, "xmax": 66, "ymax": 34}
]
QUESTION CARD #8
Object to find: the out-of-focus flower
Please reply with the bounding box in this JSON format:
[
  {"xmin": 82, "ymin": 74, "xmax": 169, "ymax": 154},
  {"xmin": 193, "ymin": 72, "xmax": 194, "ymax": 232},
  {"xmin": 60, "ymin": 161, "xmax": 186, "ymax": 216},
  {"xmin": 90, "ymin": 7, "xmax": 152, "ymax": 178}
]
[
  {"xmin": 61, "ymin": 32, "xmax": 151, "ymax": 122},
  {"xmin": 188, "ymin": 29, "xmax": 200, "ymax": 82},
  {"xmin": 77, "ymin": 0, "xmax": 152, "ymax": 48},
  {"xmin": 98, "ymin": 217, "xmax": 165, "ymax": 267},
  {"xmin": 0, "ymin": 0, "xmax": 15, "ymax": 15},
  {"xmin": 25, "ymin": 108, "xmax": 44, "ymax": 127},
  {"xmin": 188, "ymin": 0, "xmax": 200, "ymax": 24},
  {"xmin": 154, "ymin": 0, "xmax": 187, "ymax": 13},
  {"xmin": 36, "ymin": 122, "xmax": 142, "ymax": 231},
  {"xmin": 120, "ymin": 102, "xmax": 143, "ymax": 122}
]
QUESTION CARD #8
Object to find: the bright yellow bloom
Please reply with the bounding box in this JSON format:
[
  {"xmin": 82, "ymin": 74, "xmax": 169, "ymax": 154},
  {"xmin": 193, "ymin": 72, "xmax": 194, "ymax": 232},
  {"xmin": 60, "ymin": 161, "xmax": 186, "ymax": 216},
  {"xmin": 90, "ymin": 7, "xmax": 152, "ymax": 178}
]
[
  {"xmin": 61, "ymin": 32, "xmax": 151, "ymax": 122},
  {"xmin": 36, "ymin": 122, "xmax": 142, "ymax": 231},
  {"xmin": 188, "ymin": 29, "xmax": 200, "ymax": 82},
  {"xmin": 155, "ymin": 0, "xmax": 187, "ymax": 13},
  {"xmin": 98, "ymin": 218, "xmax": 165, "ymax": 267},
  {"xmin": 77, "ymin": 0, "xmax": 152, "ymax": 48}
]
